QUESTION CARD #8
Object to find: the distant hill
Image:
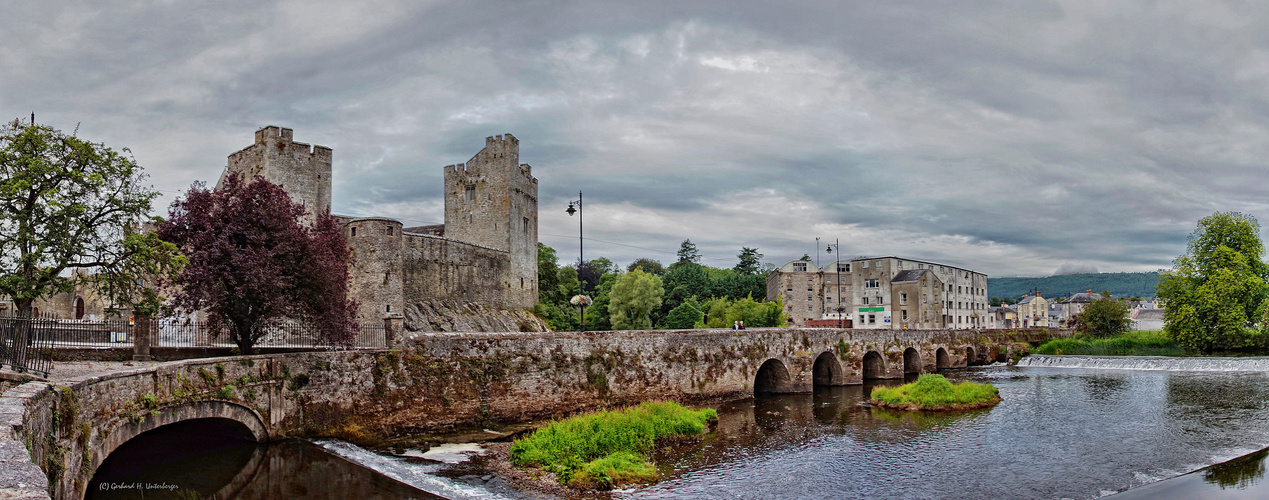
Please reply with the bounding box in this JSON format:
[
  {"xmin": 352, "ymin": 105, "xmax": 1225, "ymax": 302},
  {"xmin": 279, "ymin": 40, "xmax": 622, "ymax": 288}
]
[{"xmin": 988, "ymin": 272, "xmax": 1159, "ymax": 301}]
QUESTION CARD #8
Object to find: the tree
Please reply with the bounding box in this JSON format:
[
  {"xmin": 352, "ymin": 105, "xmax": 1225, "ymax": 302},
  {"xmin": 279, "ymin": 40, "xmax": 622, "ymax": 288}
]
[
  {"xmin": 627, "ymin": 258, "xmax": 665, "ymax": 276},
  {"xmin": 677, "ymin": 239, "xmax": 701, "ymax": 265},
  {"xmin": 734, "ymin": 247, "xmax": 763, "ymax": 275},
  {"xmin": 1156, "ymin": 212, "xmax": 1269, "ymax": 352},
  {"xmin": 0, "ymin": 119, "xmax": 186, "ymax": 327},
  {"xmin": 608, "ymin": 269, "xmax": 663, "ymax": 330},
  {"xmin": 663, "ymin": 298, "xmax": 703, "ymax": 329},
  {"xmin": 158, "ymin": 173, "xmax": 358, "ymax": 354},
  {"xmin": 1073, "ymin": 294, "xmax": 1130, "ymax": 338}
]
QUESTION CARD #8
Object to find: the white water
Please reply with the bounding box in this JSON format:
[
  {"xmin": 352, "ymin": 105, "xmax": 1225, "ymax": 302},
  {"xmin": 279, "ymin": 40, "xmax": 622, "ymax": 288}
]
[
  {"xmin": 315, "ymin": 440, "xmax": 509, "ymax": 499},
  {"xmin": 1018, "ymin": 354, "xmax": 1269, "ymax": 371}
]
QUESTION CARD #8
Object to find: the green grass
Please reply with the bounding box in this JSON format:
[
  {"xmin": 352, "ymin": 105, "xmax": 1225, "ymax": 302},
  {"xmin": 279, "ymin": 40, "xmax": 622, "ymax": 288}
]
[
  {"xmin": 1033, "ymin": 330, "xmax": 1187, "ymax": 356},
  {"xmin": 509, "ymin": 401, "xmax": 717, "ymax": 489},
  {"xmin": 870, "ymin": 374, "xmax": 1000, "ymax": 410}
]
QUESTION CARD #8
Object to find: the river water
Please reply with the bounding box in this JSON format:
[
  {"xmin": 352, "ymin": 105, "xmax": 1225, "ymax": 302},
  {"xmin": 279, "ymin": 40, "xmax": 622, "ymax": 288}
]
[{"xmin": 91, "ymin": 361, "xmax": 1269, "ymax": 499}]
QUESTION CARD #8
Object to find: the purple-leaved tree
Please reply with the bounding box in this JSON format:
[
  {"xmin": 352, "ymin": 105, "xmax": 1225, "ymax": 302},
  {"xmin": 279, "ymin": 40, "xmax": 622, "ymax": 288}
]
[{"xmin": 158, "ymin": 172, "xmax": 358, "ymax": 354}]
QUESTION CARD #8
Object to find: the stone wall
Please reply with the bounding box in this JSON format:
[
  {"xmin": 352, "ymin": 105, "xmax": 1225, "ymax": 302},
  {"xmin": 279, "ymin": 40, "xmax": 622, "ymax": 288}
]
[{"xmin": 400, "ymin": 233, "xmax": 510, "ymax": 310}]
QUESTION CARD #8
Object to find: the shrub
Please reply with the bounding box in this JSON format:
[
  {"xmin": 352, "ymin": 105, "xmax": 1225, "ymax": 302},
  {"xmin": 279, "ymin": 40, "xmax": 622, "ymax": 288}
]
[
  {"xmin": 1034, "ymin": 330, "xmax": 1185, "ymax": 356},
  {"xmin": 870, "ymin": 374, "xmax": 999, "ymax": 410},
  {"xmin": 510, "ymin": 401, "xmax": 716, "ymax": 488}
]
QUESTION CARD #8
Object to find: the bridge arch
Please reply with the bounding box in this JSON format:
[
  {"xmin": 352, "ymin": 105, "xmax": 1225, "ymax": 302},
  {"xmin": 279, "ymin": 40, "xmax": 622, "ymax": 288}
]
[
  {"xmin": 936, "ymin": 347, "xmax": 949, "ymax": 370},
  {"xmin": 903, "ymin": 348, "xmax": 923, "ymax": 374},
  {"xmin": 965, "ymin": 346, "xmax": 978, "ymax": 366},
  {"xmin": 812, "ymin": 351, "xmax": 843, "ymax": 387},
  {"xmin": 862, "ymin": 351, "xmax": 886, "ymax": 379},
  {"xmin": 90, "ymin": 400, "xmax": 269, "ymax": 482},
  {"xmin": 754, "ymin": 358, "xmax": 794, "ymax": 394}
]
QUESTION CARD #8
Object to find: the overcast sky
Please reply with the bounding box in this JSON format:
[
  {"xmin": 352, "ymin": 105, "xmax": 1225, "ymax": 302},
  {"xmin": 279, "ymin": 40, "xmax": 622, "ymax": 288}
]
[{"xmin": 6, "ymin": 1, "xmax": 1268, "ymax": 277}]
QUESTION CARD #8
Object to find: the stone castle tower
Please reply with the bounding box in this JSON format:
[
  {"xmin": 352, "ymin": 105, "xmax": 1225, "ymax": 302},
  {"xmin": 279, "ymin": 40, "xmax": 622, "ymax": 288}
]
[
  {"xmin": 220, "ymin": 126, "xmax": 332, "ymax": 221},
  {"xmin": 444, "ymin": 134, "xmax": 539, "ymax": 309},
  {"xmin": 220, "ymin": 126, "xmax": 539, "ymax": 325}
]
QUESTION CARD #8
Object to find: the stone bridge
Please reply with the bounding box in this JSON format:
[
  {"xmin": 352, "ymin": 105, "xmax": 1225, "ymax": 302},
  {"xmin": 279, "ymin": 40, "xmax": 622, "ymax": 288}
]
[{"xmin": 1, "ymin": 327, "xmax": 1065, "ymax": 499}]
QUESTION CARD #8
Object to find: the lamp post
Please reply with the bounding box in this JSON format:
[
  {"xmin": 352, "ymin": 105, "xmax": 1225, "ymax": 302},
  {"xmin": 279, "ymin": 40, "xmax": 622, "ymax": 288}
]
[
  {"xmin": 567, "ymin": 192, "xmax": 586, "ymax": 332},
  {"xmin": 825, "ymin": 238, "xmax": 843, "ymax": 328}
]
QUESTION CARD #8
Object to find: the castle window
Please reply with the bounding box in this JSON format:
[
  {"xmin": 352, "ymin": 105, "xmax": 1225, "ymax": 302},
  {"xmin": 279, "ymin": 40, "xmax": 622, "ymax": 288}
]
[
  {"xmin": 385, "ymin": 225, "xmax": 393, "ymax": 237},
  {"xmin": 523, "ymin": 217, "xmax": 530, "ymax": 233},
  {"xmin": 351, "ymin": 227, "xmax": 357, "ymax": 237},
  {"xmin": 465, "ymin": 185, "xmax": 475, "ymax": 201},
  {"xmin": 386, "ymin": 305, "xmax": 391, "ymax": 312}
]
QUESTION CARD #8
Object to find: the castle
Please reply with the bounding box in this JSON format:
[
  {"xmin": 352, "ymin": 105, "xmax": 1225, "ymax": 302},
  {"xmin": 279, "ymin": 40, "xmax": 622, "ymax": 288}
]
[{"xmin": 219, "ymin": 126, "xmax": 539, "ymax": 325}]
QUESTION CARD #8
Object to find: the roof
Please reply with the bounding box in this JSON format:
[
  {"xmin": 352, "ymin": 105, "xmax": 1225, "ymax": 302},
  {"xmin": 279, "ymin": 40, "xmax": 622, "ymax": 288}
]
[
  {"xmin": 890, "ymin": 269, "xmax": 930, "ymax": 283},
  {"xmin": 1062, "ymin": 292, "xmax": 1099, "ymax": 304},
  {"xmin": 1133, "ymin": 309, "xmax": 1165, "ymax": 321}
]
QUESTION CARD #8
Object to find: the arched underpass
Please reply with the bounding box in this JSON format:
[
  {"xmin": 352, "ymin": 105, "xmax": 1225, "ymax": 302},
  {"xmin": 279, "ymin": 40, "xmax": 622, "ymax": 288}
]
[
  {"xmin": 87, "ymin": 417, "xmax": 262, "ymax": 499},
  {"xmin": 966, "ymin": 346, "xmax": 978, "ymax": 366},
  {"xmin": 755, "ymin": 358, "xmax": 794, "ymax": 394},
  {"xmin": 812, "ymin": 351, "xmax": 843, "ymax": 387},
  {"xmin": 862, "ymin": 351, "xmax": 886, "ymax": 379},
  {"xmin": 903, "ymin": 348, "xmax": 922, "ymax": 375},
  {"xmin": 936, "ymin": 347, "xmax": 949, "ymax": 370}
]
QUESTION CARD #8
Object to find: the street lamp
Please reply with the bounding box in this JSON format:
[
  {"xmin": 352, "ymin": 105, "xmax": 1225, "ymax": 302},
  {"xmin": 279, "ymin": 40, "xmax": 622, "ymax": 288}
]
[
  {"xmin": 825, "ymin": 238, "xmax": 843, "ymax": 328},
  {"xmin": 567, "ymin": 192, "xmax": 587, "ymax": 332}
]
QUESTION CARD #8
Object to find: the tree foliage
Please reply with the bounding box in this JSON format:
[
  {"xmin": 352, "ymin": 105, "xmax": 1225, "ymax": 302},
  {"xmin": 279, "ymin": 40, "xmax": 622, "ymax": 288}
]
[
  {"xmin": 626, "ymin": 258, "xmax": 665, "ymax": 276},
  {"xmin": 1156, "ymin": 212, "xmax": 1269, "ymax": 352},
  {"xmin": 734, "ymin": 247, "xmax": 763, "ymax": 275},
  {"xmin": 609, "ymin": 269, "xmax": 663, "ymax": 330},
  {"xmin": 676, "ymin": 239, "xmax": 701, "ymax": 265},
  {"xmin": 0, "ymin": 119, "xmax": 179, "ymax": 317},
  {"xmin": 1073, "ymin": 294, "xmax": 1131, "ymax": 338},
  {"xmin": 158, "ymin": 173, "xmax": 358, "ymax": 354}
]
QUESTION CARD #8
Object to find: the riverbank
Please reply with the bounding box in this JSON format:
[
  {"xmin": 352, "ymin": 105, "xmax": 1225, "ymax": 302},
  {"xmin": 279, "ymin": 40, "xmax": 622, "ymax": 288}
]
[{"xmin": 1033, "ymin": 330, "xmax": 1186, "ymax": 356}]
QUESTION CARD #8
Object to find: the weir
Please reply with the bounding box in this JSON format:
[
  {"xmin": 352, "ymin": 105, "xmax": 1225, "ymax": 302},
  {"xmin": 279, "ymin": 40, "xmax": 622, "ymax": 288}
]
[{"xmin": 1017, "ymin": 354, "xmax": 1269, "ymax": 371}]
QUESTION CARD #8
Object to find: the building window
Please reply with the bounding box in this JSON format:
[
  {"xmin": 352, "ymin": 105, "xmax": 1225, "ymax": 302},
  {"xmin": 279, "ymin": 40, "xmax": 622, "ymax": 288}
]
[
  {"xmin": 863, "ymin": 297, "xmax": 869, "ymax": 305},
  {"xmin": 875, "ymin": 260, "xmax": 882, "ymax": 267},
  {"xmin": 918, "ymin": 264, "xmax": 924, "ymax": 269},
  {"xmin": 794, "ymin": 262, "xmax": 807, "ymax": 272},
  {"xmin": 865, "ymin": 279, "xmax": 879, "ymax": 288},
  {"xmin": 807, "ymin": 296, "xmax": 813, "ymax": 302},
  {"xmin": 465, "ymin": 185, "xmax": 475, "ymax": 201},
  {"xmin": 902, "ymin": 310, "xmax": 909, "ymax": 321},
  {"xmin": 786, "ymin": 286, "xmax": 792, "ymax": 292},
  {"xmin": 869, "ymin": 314, "xmax": 876, "ymax": 324},
  {"xmin": 839, "ymin": 263, "xmax": 850, "ymax": 272},
  {"xmin": 862, "ymin": 261, "xmax": 869, "ymax": 268},
  {"xmin": 898, "ymin": 261, "xmax": 904, "ymax": 268},
  {"xmin": 523, "ymin": 217, "xmax": 530, "ymax": 233},
  {"xmin": 900, "ymin": 293, "xmax": 908, "ymax": 305},
  {"xmin": 878, "ymin": 296, "xmax": 884, "ymax": 305},
  {"xmin": 808, "ymin": 306, "xmax": 813, "ymax": 312}
]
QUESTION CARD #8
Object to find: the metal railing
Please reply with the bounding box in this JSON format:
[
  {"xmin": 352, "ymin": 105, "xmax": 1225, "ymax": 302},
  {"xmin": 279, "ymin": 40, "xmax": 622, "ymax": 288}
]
[
  {"xmin": 153, "ymin": 319, "xmax": 389, "ymax": 349},
  {"xmin": 0, "ymin": 314, "xmax": 65, "ymax": 377}
]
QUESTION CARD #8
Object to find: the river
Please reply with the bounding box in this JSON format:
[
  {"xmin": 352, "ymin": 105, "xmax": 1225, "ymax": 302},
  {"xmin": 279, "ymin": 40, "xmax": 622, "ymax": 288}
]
[{"xmin": 89, "ymin": 360, "xmax": 1269, "ymax": 499}]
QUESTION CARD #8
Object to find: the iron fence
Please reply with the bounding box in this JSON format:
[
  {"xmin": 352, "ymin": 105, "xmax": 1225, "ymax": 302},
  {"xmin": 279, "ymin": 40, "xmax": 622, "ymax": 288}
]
[
  {"xmin": 153, "ymin": 319, "xmax": 389, "ymax": 349},
  {"xmin": 0, "ymin": 314, "xmax": 68, "ymax": 377}
]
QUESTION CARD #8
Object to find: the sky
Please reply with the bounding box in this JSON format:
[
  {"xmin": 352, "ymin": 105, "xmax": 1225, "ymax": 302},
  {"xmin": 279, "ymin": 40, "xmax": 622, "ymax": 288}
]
[{"xmin": 5, "ymin": 1, "xmax": 1269, "ymax": 278}]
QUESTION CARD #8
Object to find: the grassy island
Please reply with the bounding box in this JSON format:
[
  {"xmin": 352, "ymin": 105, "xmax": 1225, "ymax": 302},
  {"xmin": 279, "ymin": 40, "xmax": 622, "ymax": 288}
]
[
  {"xmin": 870, "ymin": 374, "xmax": 1001, "ymax": 411},
  {"xmin": 509, "ymin": 401, "xmax": 717, "ymax": 490}
]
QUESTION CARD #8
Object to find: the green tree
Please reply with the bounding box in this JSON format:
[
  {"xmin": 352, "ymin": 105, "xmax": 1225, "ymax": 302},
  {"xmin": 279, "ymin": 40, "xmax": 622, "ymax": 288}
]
[
  {"xmin": 1074, "ymin": 294, "xmax": 1131, "ymax": 338},
  {"xmin": 1157, "ymin": 212, "xmax": 1269, "ymax": 351},
  {"xmin": 0, "ymin": 119, "xmax": 178, "ymax": 319},
  {"xmin": 734, "ymin": 247, "xmax": 763, "ymax": 275},
  {"xmin": 609, "ymin": 269, "xmax": 663, "ymax": 330},
  {"xmin": 663, "ymin": 298, "xmax": 703, "ymax": 329},
  {"xmin": 677, "ymin": 239, "xmax": 701, "ymax": 265},
  {"xmin": 626, "ymin": 258, "xmax": 665, "ymax": 276}
]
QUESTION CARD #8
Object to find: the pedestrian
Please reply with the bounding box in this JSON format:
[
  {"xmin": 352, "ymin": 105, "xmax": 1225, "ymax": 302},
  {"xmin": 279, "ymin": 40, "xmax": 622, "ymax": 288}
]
[
  {"xmin": 739, "ymin": 321, "xmax": 745, "ymax": 330},
  {"xmin": 732, "ymin": 321, "xmax": 739, "ymax": 330}
]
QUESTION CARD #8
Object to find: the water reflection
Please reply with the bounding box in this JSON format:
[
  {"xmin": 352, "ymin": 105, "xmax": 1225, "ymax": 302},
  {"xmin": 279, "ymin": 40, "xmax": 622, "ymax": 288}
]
[
  {"xmin": 86, "ymin": 419, "xmax": 437, "ymax": 499},
  {"xmin": 631, "ymin": 367, "xmax": 1269, "ymax": 499},
  {"xmin": 1205, "ymin": 448, "xmax": 1268, "ymax": 490}
]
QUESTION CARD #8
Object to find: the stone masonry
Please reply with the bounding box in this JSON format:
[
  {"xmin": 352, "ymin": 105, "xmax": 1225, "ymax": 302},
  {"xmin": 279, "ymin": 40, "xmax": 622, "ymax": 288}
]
[{"xmin": 222, "ymin": 127, "xmax": 539, "ymax": 327}]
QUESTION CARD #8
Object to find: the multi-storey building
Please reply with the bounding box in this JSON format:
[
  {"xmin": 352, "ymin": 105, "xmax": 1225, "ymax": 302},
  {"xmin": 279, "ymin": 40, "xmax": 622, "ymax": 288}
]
[
  {"xmin": 1015, "ymin": 292, "xmax": 1049, "ymax": 328},
  {"xmin": 766, "ymin": 256, "xmax": 989, "ymax": 329}
]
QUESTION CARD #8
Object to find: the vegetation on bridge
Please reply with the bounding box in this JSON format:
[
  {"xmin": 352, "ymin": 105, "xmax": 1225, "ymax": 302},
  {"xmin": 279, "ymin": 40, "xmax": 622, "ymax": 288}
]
[
  {"xmin": 509, "ymin": 401, "xmax": 717, "ymax": 490},
  {"xmin": 870, "ymin": 374, "xmax": 1001, "ymax": 411}
]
